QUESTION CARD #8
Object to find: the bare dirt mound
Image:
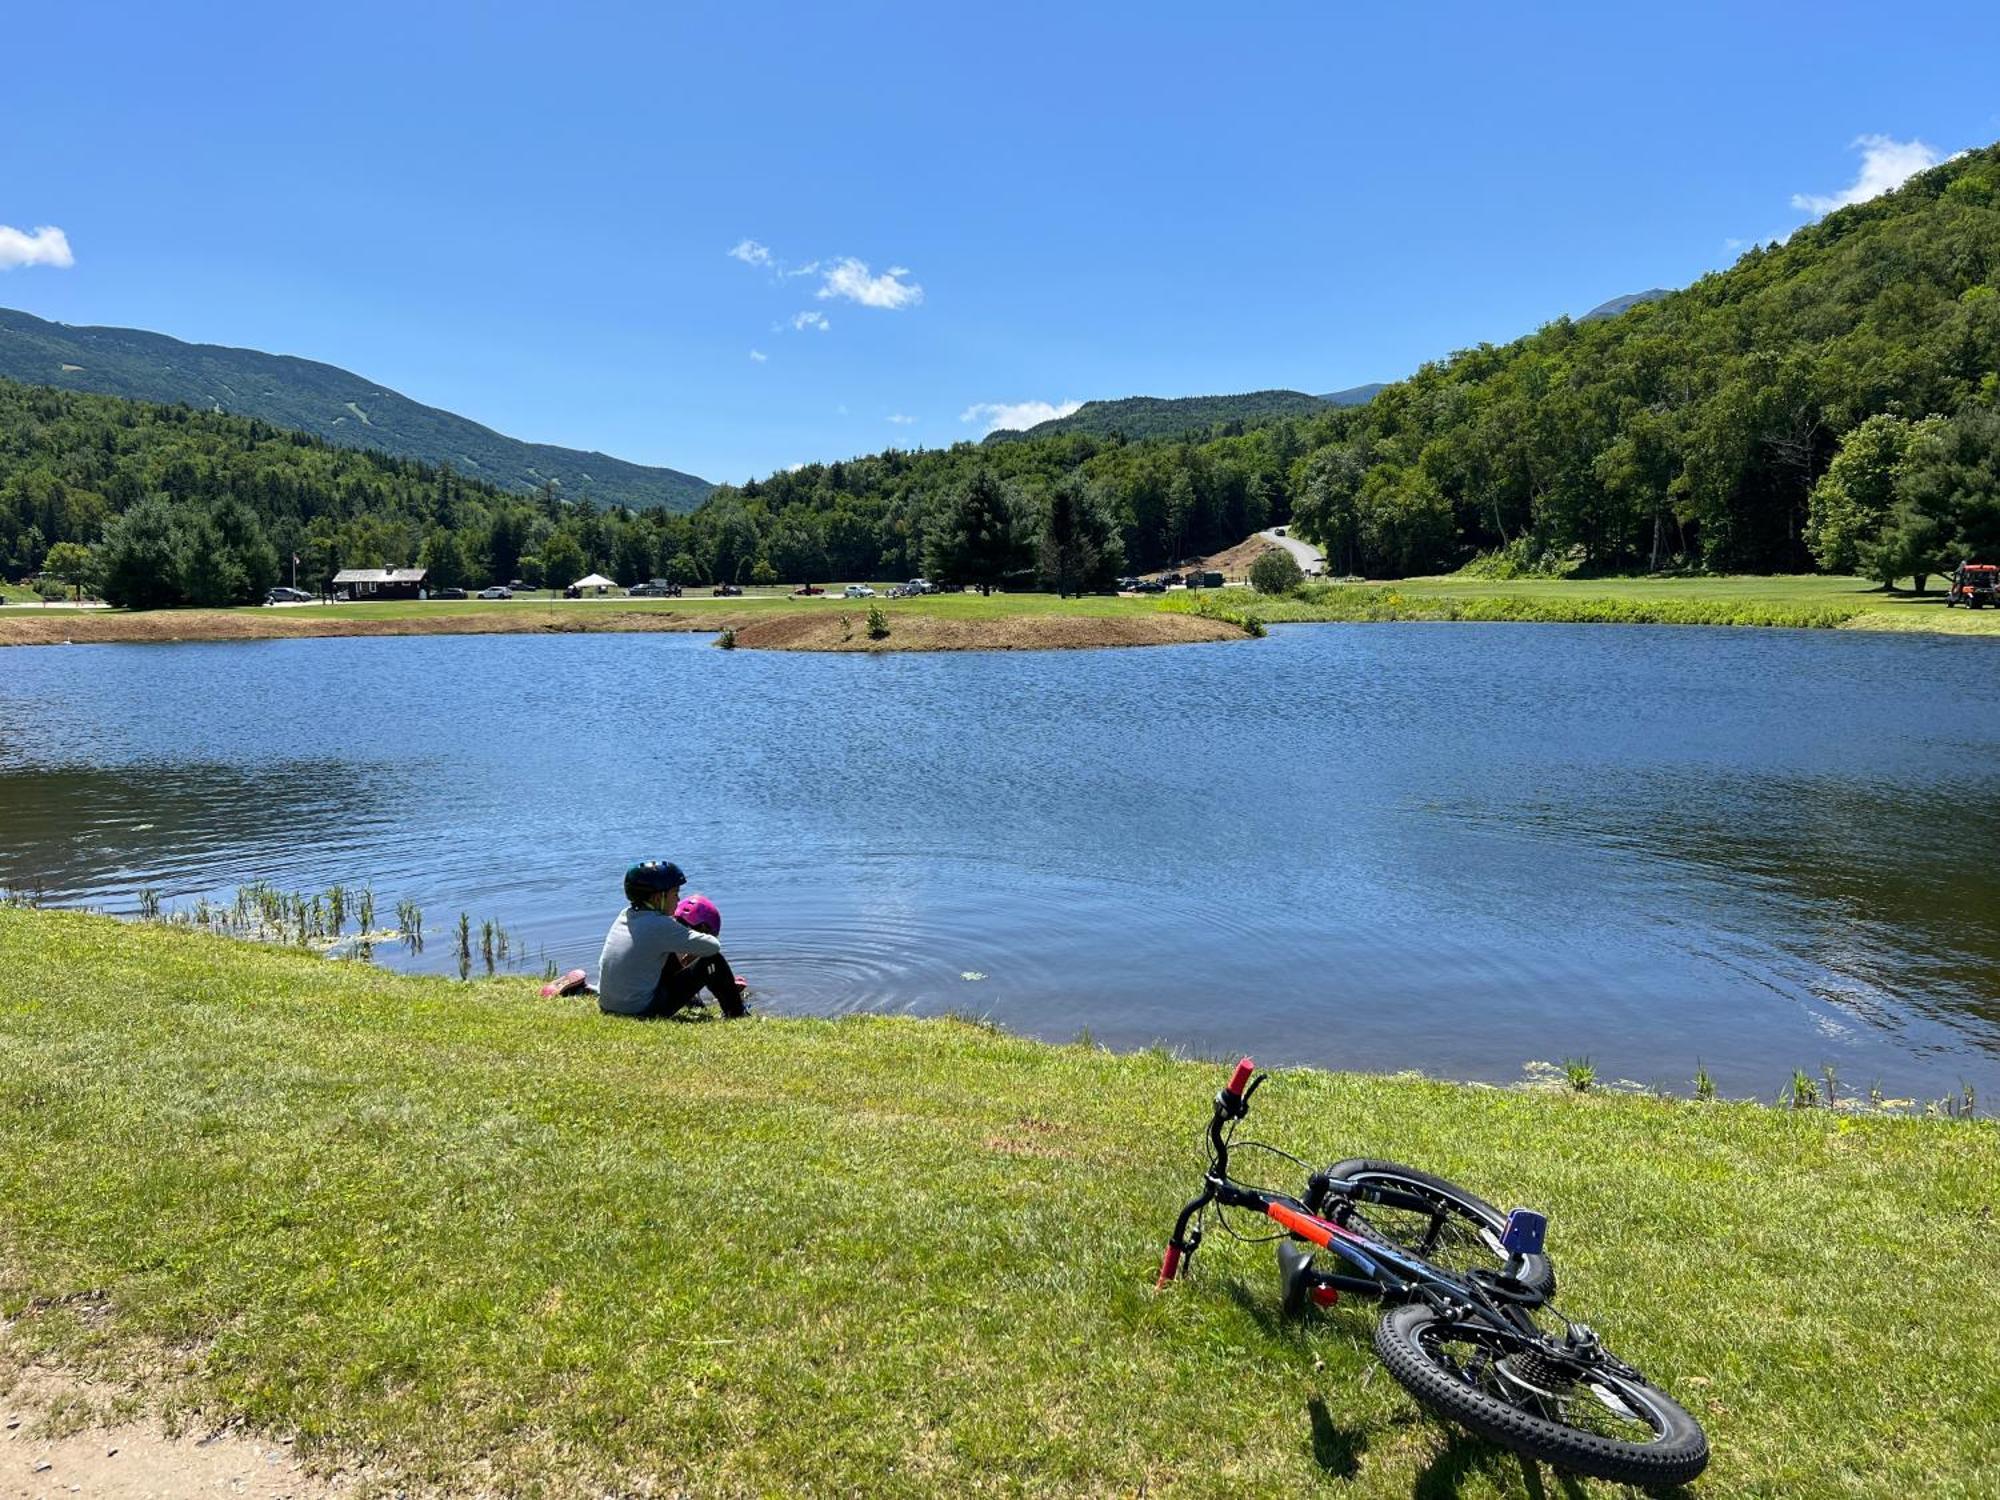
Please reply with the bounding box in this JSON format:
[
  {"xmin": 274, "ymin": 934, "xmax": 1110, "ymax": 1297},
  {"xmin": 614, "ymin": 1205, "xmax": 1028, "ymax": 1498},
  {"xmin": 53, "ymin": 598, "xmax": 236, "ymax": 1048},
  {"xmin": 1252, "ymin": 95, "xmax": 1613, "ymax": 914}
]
[
  {"xmin": 1188, "ymin": 535, "xmax": 1278, "ymax": 579},
  {"xmin": 731, "ymin": 610, "xmax": 1245, "ymax": 652}
]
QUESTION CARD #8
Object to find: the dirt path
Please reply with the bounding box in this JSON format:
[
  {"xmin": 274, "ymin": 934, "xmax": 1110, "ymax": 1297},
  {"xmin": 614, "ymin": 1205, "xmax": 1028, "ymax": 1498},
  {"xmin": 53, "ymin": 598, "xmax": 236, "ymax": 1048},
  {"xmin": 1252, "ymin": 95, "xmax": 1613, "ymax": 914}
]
[
  {"xmin": 2, "ymin": 1360, "xmax": 341, "ymax": 1500},
  {"xmin": 1257, "ymin": 527, "xmax": 1324, "ymax": 574}
]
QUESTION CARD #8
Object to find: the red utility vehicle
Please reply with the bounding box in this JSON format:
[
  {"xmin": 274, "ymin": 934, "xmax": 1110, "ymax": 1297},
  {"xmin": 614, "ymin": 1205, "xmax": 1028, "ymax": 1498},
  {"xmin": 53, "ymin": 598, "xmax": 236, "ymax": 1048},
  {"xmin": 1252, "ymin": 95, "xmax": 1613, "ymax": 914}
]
[{"xmin": 1946, "ymin": 563, "xmax": 1999, "ymax": 608}]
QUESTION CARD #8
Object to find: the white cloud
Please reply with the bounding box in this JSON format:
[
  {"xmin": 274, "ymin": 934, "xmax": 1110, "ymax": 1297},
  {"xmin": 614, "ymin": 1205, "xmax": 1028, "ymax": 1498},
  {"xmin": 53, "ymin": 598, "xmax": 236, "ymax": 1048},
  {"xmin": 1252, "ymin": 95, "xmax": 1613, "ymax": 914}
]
[
  {"xmin": 959, "ymin": 399, "xmax": 1082, "ymax": 434},
  {"xmin": 0, "ymin": 224, "xmax": 74, "ymax": 270},
  {"xmin": 791, "ymin": 310, "xmax": 830, "ymax": 333},
  {"xmin": 748, "ymin": 348, "xmax": 768, "ymax": 363},
  {"xmin": 1792, "ymin": 135, "xmax": 1946, "ymax": 216},
  {"xmin": 887, "ymin": 412, "xmax": 917, "ymax": 425},
  {"xmin": 817, "ymin": 257, "xmax": 923, "ymax": 309},
  {"xmin": 728, "ymin": 238, "xmax": 773, "ymax": 267}
]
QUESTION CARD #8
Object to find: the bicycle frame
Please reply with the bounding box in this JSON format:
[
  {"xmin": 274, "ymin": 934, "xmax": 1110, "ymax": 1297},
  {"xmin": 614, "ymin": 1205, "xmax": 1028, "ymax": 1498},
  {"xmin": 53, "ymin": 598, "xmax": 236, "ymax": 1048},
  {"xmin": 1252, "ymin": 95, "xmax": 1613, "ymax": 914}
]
[{"xmin": 1158, "ymin": 1059, "xmax": 1547, "ymax": 1336}]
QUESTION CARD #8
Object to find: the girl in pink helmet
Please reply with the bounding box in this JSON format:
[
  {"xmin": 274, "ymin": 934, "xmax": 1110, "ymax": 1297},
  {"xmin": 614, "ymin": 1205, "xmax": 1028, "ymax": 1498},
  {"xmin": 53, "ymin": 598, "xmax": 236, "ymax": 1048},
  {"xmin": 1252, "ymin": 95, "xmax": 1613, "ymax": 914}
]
[{"xmin": 653, "ymin": 891, "xmax": 750, "ymax": 1018}]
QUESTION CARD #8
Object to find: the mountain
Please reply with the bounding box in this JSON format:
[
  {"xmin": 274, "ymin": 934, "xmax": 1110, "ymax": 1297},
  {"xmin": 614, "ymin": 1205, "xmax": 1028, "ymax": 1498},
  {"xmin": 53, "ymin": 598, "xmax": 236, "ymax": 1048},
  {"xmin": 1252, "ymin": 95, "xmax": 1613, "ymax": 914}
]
[
  {"xmin": 0, "ymin": 307, "xmax": 711, "ymax": 512},
  {"xmin": 705, "ymin": 140, "xmax": 2000, "ymax": 587},
  {"xmin": 1319, "ymin": 382, "xmax": 1386, "ymax": 406},
  {"xmin": 1577, "ymin": 289, "xmax": 1672, "ymax": 322},
  {"xmin": 984, "ymin": 389, "xmax": 1343, "ymax": 443}
]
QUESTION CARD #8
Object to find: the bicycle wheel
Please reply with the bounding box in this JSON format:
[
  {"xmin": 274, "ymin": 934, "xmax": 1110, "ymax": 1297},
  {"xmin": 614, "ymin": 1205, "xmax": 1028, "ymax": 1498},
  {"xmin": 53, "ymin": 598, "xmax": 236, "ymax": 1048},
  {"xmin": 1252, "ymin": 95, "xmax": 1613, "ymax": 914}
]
[
  {"xmin": 1318, "ymin": 1159, "xmax": 1555, "ymax": 1297},
  {"xmin": 1372, "ymin": 1303, "xmax": 1709, "ymax": 1487}
]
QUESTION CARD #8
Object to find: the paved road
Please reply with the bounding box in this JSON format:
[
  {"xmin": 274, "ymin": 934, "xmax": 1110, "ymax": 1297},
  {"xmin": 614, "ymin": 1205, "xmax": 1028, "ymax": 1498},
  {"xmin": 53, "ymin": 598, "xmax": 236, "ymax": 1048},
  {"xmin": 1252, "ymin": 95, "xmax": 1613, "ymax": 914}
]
[{"xmin": 1258, "ymin": 527, "xmax": 1324, "ymax": 574}]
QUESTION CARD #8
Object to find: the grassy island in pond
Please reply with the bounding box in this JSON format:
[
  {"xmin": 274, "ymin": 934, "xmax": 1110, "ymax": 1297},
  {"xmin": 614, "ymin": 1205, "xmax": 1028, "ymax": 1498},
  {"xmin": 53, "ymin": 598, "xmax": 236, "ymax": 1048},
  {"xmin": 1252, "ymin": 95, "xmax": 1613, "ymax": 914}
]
[{"xmin": 1, "ymin": 907, "xmax": 1995, "ymax": 1497}]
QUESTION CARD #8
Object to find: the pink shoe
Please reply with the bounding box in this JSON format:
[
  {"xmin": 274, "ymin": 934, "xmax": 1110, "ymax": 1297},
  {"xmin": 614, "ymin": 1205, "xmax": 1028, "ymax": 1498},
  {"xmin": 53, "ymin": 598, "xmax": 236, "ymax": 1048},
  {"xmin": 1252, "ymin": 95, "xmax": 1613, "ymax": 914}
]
[{"xmin": 540, "ymin": 967, "xmax": 590, "ymax": 998}]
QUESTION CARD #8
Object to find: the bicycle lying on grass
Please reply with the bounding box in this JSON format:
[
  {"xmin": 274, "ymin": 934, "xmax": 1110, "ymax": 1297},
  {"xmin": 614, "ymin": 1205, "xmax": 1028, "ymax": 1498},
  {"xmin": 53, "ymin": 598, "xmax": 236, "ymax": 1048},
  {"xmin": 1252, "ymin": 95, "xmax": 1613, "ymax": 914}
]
[{"xmin": 1158, "ymin": 1060, "xmax": 1709, "ymax": 1488}]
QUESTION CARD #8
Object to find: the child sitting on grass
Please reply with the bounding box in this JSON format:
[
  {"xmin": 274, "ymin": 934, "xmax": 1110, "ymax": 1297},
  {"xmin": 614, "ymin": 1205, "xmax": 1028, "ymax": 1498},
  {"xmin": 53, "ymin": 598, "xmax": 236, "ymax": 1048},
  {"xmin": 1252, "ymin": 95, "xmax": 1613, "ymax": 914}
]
[{"xmin": 596, "ymin": 860, "xmax": 749, "ymax": 1019}]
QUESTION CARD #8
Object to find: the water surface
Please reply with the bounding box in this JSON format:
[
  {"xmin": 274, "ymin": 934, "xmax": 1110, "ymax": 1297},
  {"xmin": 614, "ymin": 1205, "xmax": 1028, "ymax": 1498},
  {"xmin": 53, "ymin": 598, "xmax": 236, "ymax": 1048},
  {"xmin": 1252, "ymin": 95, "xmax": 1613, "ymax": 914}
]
[{"xmin": 4, "ymin": 624, "xmax": 1997, "ymax": 1100}]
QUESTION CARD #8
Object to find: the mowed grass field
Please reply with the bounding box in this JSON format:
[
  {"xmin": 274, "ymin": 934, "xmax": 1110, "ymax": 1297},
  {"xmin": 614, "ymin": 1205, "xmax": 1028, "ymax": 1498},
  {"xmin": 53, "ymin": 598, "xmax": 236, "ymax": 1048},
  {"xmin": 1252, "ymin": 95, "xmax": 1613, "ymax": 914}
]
[
  {"xmin": 2, "ymin": 908, "xmax": 1995, "ymax": 1497},
  {"xmin": 1170, "ymin": 573, "xmax": 2000, "ymax": 636},
  {"xmin": 10, "ymin": 573, "xmax": 2000, "ymax": 646}
]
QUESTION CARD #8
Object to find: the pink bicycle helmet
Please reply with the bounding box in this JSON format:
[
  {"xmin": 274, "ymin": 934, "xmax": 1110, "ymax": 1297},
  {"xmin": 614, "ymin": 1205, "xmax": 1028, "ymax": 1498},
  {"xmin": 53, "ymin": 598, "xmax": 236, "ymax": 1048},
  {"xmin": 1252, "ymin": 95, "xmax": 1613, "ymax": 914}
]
[{"xmin": 673, "ymin": 893, "xmax": 722, "ymax": 936}]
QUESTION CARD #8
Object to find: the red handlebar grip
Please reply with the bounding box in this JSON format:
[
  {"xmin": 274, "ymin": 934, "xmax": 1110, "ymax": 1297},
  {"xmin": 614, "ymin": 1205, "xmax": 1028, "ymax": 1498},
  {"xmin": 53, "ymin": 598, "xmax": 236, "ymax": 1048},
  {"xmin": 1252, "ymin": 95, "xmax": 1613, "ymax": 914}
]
[
  {"xmin": 1156, "ymin": 1244, "xmax": 1182, "ymax": 1288},
  {"xmin": 1224, "ymin": 1057, "xmax": 1255, "ymax": 1098}
]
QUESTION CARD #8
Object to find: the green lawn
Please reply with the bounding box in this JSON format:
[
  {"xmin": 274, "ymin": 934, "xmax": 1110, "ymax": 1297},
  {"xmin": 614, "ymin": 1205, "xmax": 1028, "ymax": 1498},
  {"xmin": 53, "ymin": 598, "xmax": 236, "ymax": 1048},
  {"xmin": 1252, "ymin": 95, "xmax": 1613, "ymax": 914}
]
[
  {"xmin": 262, "ymin": 589, "xmax": 1166, "ymax": 626},
  {"xmin": 1171, "ymin": 573, "xmax": 2000, "ymax": 635},
  {"xmin": 2, "ymin": 909, "xmax": 1994, "ymax": 1497},
  {"xmin": 17, "ymin": 574, "xmax": 2000, "ymax": 638}
]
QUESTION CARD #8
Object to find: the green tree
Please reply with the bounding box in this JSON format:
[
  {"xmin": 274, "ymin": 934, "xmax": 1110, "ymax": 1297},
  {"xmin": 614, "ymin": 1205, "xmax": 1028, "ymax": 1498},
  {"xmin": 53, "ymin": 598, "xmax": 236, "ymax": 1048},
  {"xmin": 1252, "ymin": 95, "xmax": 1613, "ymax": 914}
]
[
  {"xmin": 539, "ymin": 530, "xmax": 587, "ymax": 592},
  {"xmin": 1896, "ymin": 406, "xmax": 2000, "ymax": 566},
  {"xmin": 40, "ymin": 540, "xmax": 96, "ymax": 602},
  {"xmin": 419, "ymin": 528, "xmax": 470, "ymax": 590},
  {"xmin": 1036, "ymin": 473, "xmax": 1123, "ymax": 596},
  {"xmin": 96, "ymin": 496, "xmax": 183, "ymax": 609},
  {"xmin": 1249, "ymin": 548, "xmax": 1305, "ymax": 595},
  {"xmin": 1807, "ymin": 414, "xmax": 1927, "ymax": 574},
  {"xmin": 1163, "ymin": 470, "xmax": 1196, "ymax": 563},
  {"xmin": 207, "ymin": 497, "xmax": 280, "ymax": 602},
  {"xmin": 924, "ymin": 468, "xmax": 1026, "ymax": 590},
  {"xmin": 704, "ymin": 506, "xmax": 761, "ymax": 585},
  {"xmin": 172, "ymin": 506, "xmax": 238, "ymax": 607}
]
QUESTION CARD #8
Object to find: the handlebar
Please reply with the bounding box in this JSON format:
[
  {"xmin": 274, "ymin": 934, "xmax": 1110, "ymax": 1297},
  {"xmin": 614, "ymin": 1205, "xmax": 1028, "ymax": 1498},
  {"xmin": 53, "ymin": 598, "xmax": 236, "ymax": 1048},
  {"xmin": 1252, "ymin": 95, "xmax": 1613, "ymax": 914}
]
[
  {"xmin": 1157, "ymin": 1056, "xmax": 1264, "ymax": 1288},
  {"xmin": 1223, "ymin": 1056, "xmax": 1255, "ymax": 1100}
]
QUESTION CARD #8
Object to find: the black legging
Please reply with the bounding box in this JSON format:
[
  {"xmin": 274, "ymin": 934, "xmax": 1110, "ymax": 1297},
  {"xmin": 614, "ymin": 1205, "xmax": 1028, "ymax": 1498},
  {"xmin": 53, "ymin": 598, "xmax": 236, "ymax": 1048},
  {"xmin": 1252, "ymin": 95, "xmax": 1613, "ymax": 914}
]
[{"xmin": 641, "ymin": 953, "xmax": 746, "ymax": 1018}]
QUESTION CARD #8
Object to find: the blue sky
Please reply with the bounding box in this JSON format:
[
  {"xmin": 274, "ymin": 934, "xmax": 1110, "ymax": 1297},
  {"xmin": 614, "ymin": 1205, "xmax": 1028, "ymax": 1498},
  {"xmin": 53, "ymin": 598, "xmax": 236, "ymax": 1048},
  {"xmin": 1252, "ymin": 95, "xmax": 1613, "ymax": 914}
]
[{"xmin": 5, "ymin": 2, "xmax": 1999, "ymax": 485}]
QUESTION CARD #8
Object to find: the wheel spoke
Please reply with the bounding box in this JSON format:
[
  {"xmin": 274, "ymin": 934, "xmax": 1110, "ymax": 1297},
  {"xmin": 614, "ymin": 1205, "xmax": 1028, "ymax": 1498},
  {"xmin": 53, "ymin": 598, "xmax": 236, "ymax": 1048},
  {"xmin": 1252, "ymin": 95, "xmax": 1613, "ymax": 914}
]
[{"xmin": 1420, "ymin": 1323, "xmax": 1668, "ymax": 1446}]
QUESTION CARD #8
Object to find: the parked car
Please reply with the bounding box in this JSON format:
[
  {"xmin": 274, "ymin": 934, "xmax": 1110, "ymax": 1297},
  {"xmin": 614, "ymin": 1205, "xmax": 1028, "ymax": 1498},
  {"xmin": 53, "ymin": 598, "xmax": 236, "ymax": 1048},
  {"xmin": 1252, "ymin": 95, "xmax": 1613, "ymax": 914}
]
[
  {"xmin": 627, "ymin": 580, "xmax": 682, "ymax": 597},
  {"xmin": 478, "ymin": 585, "xmax": 513, "ymax": 600},
  {"xmin": 263, "ymin": 586, "xmax": 314, "ymax": 605},
  {"xmin": 1131, "ymin": 578, "xmax": 1166, "ymax": 593},
  {"xmin": 713, "ymin": 583, "xmax": 744, "ymax": 597},
  {"xmin": 790, "ymin": 583, "xmax": 826, "ymax": 596},
  {"xmin": 1161, "ymin": 572, "xmax": 1185, "ymax": 587},
  {"xmin": 843, "ymin": 584, "xmax": 877, "ymax": 598},
  {"xmin": 1275, "ymin": 527, "xmax": 1287, "ymax": 536},
  {"xmin": 430, "ymin": 586, "xmax": 468, "ymax": 600},
  {"xmin": 905, "ymin": 578, "xmax": 936, "ymax": 595}
]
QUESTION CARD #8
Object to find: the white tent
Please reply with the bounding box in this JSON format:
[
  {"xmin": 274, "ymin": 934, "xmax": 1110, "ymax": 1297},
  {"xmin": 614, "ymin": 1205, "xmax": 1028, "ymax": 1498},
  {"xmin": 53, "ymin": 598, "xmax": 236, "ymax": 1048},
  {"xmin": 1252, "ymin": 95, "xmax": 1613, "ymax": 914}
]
[{"xmin": 573, "ymin": 573, "xmax": 617, "ymax": 592}]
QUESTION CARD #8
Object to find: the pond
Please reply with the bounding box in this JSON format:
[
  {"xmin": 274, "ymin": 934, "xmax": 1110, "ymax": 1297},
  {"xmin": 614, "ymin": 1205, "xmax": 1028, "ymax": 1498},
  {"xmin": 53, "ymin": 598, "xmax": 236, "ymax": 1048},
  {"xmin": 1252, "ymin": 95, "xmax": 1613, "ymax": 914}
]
[{"xmin": 4, "ymin": 623, "xmax": 1997, "ymax": 1101}]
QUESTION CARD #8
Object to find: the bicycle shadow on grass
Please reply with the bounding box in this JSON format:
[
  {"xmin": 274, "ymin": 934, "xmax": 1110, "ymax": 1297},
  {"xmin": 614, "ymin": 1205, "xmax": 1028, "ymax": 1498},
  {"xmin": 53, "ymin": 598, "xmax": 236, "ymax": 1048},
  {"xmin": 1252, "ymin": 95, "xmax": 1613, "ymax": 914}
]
[
  {"xmin": 1221, "ymin": 1279, "xmax": 1376, "ymax": 1481},
  {"xmin": 1411, "ymin": 1427, "xmax": 1699, "ymax": 1500},
  {"xmin": 1305, "ymin": 1395, "xmax": 1367, "ymax": 1481}
]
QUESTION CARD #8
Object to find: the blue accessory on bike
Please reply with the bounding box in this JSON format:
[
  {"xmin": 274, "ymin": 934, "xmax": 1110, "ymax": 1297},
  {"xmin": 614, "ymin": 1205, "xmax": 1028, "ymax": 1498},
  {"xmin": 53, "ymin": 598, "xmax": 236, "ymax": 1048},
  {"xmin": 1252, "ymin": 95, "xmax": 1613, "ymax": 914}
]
[{"xmin": 1501, "ymin": 1209, "xmax": 1548, "ymax": 1257}]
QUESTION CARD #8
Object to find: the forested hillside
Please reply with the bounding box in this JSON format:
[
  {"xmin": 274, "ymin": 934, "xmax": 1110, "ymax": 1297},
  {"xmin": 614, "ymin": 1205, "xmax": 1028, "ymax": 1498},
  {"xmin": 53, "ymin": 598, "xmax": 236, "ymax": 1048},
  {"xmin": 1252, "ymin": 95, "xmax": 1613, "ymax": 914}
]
[
  {"xmin": 0, "ymin": 382, "xmax": 722, "ymax": 606},
  {"xmin": 693, "ymin": 140, "xmax": 2000, "ymax": 586},
  {"xmin": 0, "ymin": 307, "xmax": 712, "ymax": 512},
  {"xmin": 984, "ymin": 390, "xmax": 1336, "ymax": 443},
  {"xmin": 8, "ymin": 144, "xmax": 2000, "ymax": 608}
]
